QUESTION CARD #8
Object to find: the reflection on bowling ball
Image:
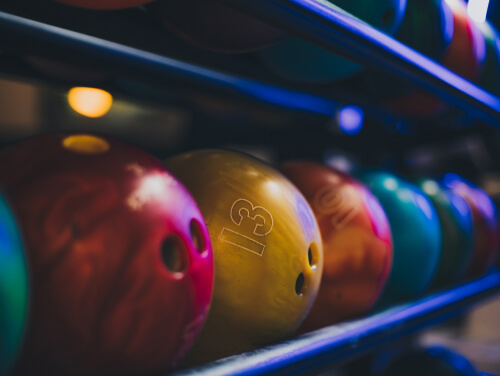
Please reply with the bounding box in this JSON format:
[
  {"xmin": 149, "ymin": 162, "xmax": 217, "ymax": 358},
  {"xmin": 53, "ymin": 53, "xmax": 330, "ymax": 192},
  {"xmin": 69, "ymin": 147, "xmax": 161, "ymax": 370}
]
[
  {"xmin": 443, "ymin": 173, "xmax": 498, "ymax": 277},
  {"xmin": 0, "ymin": 193, "xmax": 28, "ymax": 376},
  {"xmin": 279, "ymin": 161, "xmax": 392, "ymax": 330},
  {"xmin": 382, "ymin": 346, "xmax": 478, "ymax": 376},
  {"xmin": 149, "ymin": 0, "xmax": 286, "ymax": 53},
  {"xmin": 357, "ymin": 171, "xmax": 442, "ymax": 305},
  {"xmin": 165, "ymin": 150, "xmax": 323, "ymax": 364},
  {"xmin": 418, "ymin": 179, "xmax": 474, "ymax": 288},
  {"xmin": 382, "ymin": 0, "xmax": 484, "ymax": 116},
  {"xmin": 53, "ymin": 0, "xmax": 154, "ymax": 9},
  {"xmin": 0, "ymin": 134, "xmax": 213, "ymax": 376},
  {"xmin": 257, "ymin": 0, "xmax": 407, "ymax": 83}
]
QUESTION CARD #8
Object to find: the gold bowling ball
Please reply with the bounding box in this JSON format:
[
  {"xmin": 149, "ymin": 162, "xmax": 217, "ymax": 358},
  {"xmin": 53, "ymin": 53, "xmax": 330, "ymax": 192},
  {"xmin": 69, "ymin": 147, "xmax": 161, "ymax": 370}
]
[{"xmin": 165, "ymin": 150, "xmax": 323, "ymax": 365}]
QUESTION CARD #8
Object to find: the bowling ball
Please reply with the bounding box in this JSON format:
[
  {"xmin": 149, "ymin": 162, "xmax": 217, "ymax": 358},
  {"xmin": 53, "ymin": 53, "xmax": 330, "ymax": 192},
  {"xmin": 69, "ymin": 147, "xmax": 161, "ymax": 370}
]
[
  {"xmin": 0, "ymin": 194, "xmax": 28, "ymax": 376},
  {"xmin": 53, "ymin": 0, "xmax": 154, "ymax": 10},
  {"xmin": 441, "ymin": 0, "xmax": 484, "ymax": 81},
  {"xmin": 148, "ymin": 0, "xmax": 286, "ymax": 53},
  {"xmin": 396, "ymin": 0, "xmax": 453, "ymax": 60},
  {"xmin": 165, "ymin": 150, "xmax": 323, "ymax": 364},
  {"xmin": 279, "ymin": 161, "xmax": 392, "ymax": 330},
  {"xmin": 382, "ymin": 346, "xmax": 478, "ymax": 376},
  {"xmin": 381, "ymin": 0, "xmax": 485, "ymax": 116},
  {"xmin": 257, "ymin": 0, "xmax": 407, "ymax": 83},
  {"xmin": 356, "ymin": 171, "xmax": 441, "ymax": 305},
  {"xmin": 418, "ymin": 179, "xmax": 474, "ymax": 288},
  {"xmin": 476, "ymin": 21, "xmax": 500, "ymax": 96},
  {"xmin": 0, "ymin": 134, "xmax": 213, "ymax": 376},
  {"xmin": 442, "ymin": 173, "xmax": 498, "ymax": 277}
]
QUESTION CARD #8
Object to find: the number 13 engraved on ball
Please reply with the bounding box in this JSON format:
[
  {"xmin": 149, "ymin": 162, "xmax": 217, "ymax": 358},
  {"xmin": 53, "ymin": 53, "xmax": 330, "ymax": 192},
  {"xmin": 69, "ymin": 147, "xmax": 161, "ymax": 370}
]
[{"xmin": 220, "ymin": 199, "xmax": 273, "ymax": 256}]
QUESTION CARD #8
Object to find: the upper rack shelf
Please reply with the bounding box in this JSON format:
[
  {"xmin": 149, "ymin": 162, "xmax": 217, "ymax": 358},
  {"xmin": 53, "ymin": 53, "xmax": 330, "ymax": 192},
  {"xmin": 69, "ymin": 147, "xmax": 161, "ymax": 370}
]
[{"xmin": 0, "ymin": 0, "xmax": 500, "ymax": 127}]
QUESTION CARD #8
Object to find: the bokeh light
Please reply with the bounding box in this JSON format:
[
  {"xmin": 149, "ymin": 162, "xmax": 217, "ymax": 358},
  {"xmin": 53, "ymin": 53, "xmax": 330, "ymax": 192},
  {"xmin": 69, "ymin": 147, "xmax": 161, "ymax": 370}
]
[{"xmin": 68, "ymin": 87, "xmax": 113, "ymax": 118}]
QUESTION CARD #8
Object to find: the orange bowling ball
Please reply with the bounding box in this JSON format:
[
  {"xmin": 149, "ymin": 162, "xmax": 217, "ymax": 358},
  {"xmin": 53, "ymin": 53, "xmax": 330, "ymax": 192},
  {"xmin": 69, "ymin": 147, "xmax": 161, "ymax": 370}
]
[{"xmin": 280, "ymin": 162, "xmax": 393, "ymax": 331}]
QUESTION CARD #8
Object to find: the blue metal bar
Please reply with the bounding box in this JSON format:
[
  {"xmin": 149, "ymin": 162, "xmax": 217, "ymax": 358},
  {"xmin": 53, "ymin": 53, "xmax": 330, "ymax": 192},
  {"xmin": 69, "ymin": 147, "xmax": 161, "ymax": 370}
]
[
  {"xmin": 220, "ymin": 0, "xmax": 500, "ymax": 127},
  {"xmin": 0, "ymin": 11, "xmax": 338, "ymax": 117},
  {"xmin": 172, "ymin": 271, "xmax": 500, "ymax": 376}
]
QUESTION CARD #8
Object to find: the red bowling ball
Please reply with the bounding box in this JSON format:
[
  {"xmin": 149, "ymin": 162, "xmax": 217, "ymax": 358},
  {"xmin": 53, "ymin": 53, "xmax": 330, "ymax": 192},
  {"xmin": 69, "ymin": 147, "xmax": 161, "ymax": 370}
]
[
  {"xmin": 148, "ymin": 0, "xmax": 286, "ymax": 53},
  {"xmin": 280, "ymin": 162, "xmax": 393, "ymax": 330},
  {"xmin": 0, "ymin": 134, "xmax": 213, "ymax": 376}
]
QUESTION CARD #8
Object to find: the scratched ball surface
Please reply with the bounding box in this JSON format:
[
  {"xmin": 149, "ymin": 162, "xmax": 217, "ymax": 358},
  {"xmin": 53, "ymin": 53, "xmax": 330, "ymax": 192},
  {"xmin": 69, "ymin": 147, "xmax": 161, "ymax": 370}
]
[
  {"xmin": 418, "ymin": 179, "xmax": 474, "ymax": 288},
  {"xmin": 279, "ymin": 162, "xmax": 392, "ymax": 330},
  {"xmin": 0, "ymin": 194, "xmax": 28, "ymax": 376},
  {"xmin": 165, "ymin": 150, "xmax": 323, "ymax": 364},
  {"xmin": 53, "ymin": 0, "xmax": 154, "ymax": 10},
  {"xmin": 442, "ymin": 173, "xmax": 498, "ymax": 278},
  {"xmin": 148, "ymin": 0, "xmax": 286, "ymax": 53},
  {"xmin": 0, "ymin": 134, "xmax": 213, "ymax": 376},
  {"xmin": 356, "ymin": 172, "xmax": 442, "ymax": 305}
]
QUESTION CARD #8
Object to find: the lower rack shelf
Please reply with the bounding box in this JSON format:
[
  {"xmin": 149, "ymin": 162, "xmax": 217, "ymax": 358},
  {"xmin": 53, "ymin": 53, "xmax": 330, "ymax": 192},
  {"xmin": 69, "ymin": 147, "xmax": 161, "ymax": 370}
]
[{"xmin": 172, "ymin": 269, "xmax": 500, "ymax": 376}]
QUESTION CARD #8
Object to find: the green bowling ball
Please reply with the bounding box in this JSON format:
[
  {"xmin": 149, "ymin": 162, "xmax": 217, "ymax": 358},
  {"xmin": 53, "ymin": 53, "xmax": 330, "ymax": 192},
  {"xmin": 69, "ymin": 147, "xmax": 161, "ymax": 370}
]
[
  {"xmin": 257, "ymin": 0, "xmax": 407, "ymax": 84},
  {"xmin": 357, "ymin": 172, "xmax": 441, "ymax": 305},
  {"xmin": 476, "ymin": 21, "xmax": 500, "ymax": 96},
  {"xmin": 418, "ymin": 179, "xmax": 474, "ymax": 288},
  {"xmin": 0, "ymin": 193, "xmax": 28, "ymax": 376},
  {"xmin": 396, "ymin": 0, "xmax": 453, "ymax": 60}
]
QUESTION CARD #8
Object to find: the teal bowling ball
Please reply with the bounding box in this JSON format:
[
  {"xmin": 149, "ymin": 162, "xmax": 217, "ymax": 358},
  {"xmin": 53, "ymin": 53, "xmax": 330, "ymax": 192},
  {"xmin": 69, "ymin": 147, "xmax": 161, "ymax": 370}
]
[
  {"xmin": 257, "ymin": 0, "xmax": 407, "ymax": 84},
  {"xmin": 418, "ymin": 179, "xmax": 474, "ymax": 288},
  {"xmin": 396, "ymin": 0, "xmax": 453, "ymax": 60},
  {"xmin": 382, "ymin": 346, "xmax": 478, "ymax": 376},
  {"xmin": 357, "ymin": 172, "xmax": 441, "ymax": 304},
  {"xmin": 0, "ymin": 193, "xmax": 28, "ymax": 376}
]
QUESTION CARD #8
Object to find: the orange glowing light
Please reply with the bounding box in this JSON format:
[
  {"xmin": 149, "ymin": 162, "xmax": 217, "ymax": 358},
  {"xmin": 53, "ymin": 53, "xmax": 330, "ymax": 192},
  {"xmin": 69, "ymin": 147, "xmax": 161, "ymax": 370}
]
[{"xmin": 68, "ymin": 87, "xmax": 113, "ymax": 118}]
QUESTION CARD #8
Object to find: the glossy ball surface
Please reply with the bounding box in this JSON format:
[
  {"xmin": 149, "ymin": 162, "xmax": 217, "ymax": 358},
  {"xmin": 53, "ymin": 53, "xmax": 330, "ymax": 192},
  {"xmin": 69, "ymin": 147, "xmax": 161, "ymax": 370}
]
[
  {"xmin": 476, "ymin": 21, "xmax": 500, "ymax": 96},
  {"xmin": 442, "ymin": 0, "xmax": 484, "ymax": 79},
  {"xmin": 443, "ymin": 173, "xmax": 498, "ymax": 277},
  {"xmin": 357, "ymin": 172, "xmax": 442, "ymax": 304},
  {"xmin": 418, "ymin": 179, "xmax": 474, "ymax": 287},
  {"xmin": 149, "ymin": 0, "xmax": 286, "ymax": 53},
  {"xmin": 384, "ymin": 0, "xmax": 484, "ymax": 116},
  {"xmin": 383, "ymin": 346, "xmax": 478, "ymax": 376},
  {"xmin": 0, "ymin": 194, "xmax": 28, "ymax": 376},
  {"xmin": 257, "ymin": 0, "xmax": 406, "ymax": 83},
  {"xmin": 165, "ymin": 150, "xmax": 323, "ymax": 364},
  {"xmin": 279, "ymin": 162, "xmax": 392, "ymax": 330},
  {"xmin": 0, "ymin": 134, "xmax": 213, "ymax": 376}
]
